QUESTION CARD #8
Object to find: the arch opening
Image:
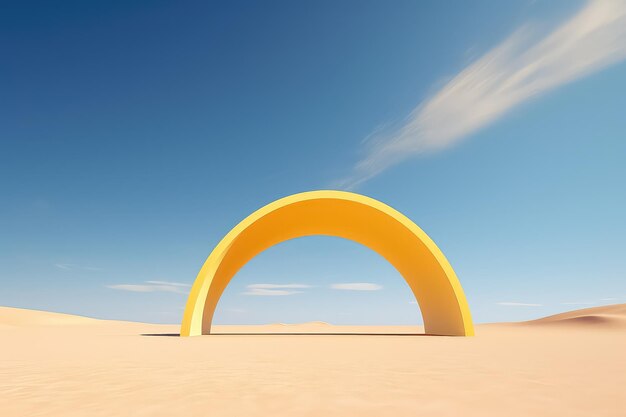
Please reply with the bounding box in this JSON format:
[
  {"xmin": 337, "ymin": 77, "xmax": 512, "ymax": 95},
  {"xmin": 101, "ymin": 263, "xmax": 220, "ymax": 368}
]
[
  {"xmin": 181, "ymin": 190, "xmax": 474, "ymax": 336},
  {"xmin": 212, "ymin": 235, "xmax": 423, "ymax": 327}
]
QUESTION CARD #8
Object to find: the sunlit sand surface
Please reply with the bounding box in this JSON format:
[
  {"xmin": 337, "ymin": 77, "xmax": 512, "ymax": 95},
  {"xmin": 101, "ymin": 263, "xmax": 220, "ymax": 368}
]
[{"xmin": 1, "ymin": 304, "xmax": 625, "ymax": 416}]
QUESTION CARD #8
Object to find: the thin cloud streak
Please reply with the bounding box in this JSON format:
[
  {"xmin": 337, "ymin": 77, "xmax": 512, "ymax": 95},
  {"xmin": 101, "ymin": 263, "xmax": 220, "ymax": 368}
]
[
  {"xmin": 331, "ymin": 283, "xmax": 383, "ymax": 291},
  {"xmin": 226, "ymin": 308, "xmax": 247, "ymax": 313},
  {"xmin": 339, "ymin": 0, "xmax": 626, "ymax": 189},
  {"xmin": 144, "ymin": 280, "xmax": 191, "ymax": 287},
  {"xmin": 55, "ymin": 263, "xmax": 101, "ymax": 271},
  {"xmin": 497, "ymin": 302, "xmax": 543, "ymax": 307},
  {"xmin": 243, "ymin": 283, "xmax": 311, "ymax": 296},
  {"xmin": 106, "ymin": 280, "xmax": 191, "ymax": 294},
  {"xmin": 247, "ymin": 284, "xmax": 312, "ymax": 289}
]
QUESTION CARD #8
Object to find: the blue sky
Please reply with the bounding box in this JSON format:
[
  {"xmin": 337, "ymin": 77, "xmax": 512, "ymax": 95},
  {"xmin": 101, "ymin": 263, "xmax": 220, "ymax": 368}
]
[{"xmin": 1, "ymin": 0, "xmax": 625, "ymax": 325}]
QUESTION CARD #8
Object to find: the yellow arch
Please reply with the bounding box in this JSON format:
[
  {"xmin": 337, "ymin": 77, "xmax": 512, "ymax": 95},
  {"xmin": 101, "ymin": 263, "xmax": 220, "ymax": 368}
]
[{"xmin": 181, "ymin": 190, "xmax": 474, "ymax": 336}]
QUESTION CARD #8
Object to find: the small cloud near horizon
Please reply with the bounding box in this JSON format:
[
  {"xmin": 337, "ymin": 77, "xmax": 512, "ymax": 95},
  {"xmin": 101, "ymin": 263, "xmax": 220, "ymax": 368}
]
[
  {"xmin": 330, "ymin": 283, "xmax": 383, "ymax": 291},
  {"xmin": 55, "ymin": 263, "xmax": 101, "ymax": 271},
  {"xmin": 106, "ymin": 280, "xmax": 191, "ymax": 294},
  {"xmin": 497, "ymin": 302, "xmax": 543, "ymax": 307},
  {"xmin": 225, "ymin": 308, "xmax": 247, "ymax": 313},
  {"xmin": 243, "ymin": 283, "xmax": 311, "ymax": 296}
]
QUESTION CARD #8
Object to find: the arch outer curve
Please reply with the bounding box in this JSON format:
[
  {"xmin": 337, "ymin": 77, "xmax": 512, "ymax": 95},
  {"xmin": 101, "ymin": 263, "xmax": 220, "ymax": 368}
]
[{"xmin": 181, "ymin": 190, "xmax": 474, "ymax": 336}]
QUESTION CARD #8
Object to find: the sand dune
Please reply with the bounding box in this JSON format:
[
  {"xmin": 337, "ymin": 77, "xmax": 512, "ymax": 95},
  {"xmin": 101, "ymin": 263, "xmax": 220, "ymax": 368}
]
[
  {"xmin": 1, "ymin": 304, "xmax": 625, "ymax": 417},
  {"xmin": 524, "ymin": 303, "xmax": 626, "ymax": 328},
  {"xmin": 0, "ymin": 306, "xmax": 101, "ymax": 327}
]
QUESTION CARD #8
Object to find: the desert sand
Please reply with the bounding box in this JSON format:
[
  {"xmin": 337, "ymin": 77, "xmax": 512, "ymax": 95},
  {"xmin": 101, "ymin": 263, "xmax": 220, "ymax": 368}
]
[{"xmin": 1, "ymin": 304, "xmax": 625, "ymax": 417}]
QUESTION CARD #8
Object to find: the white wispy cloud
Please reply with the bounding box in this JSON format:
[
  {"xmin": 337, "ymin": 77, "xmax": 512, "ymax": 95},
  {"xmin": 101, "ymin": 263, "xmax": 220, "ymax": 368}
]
[
  {"xmin": 247, "ymin": 284, "xmax": 311, "ymax": 289},
  {"xmin": 55, "ymin": 263, "xmax": 101, "ymax": 271},
  {"xmin": 106, "ymin": 280, "xmax": 191, "ymax": 294},
  {"xmin": 497, "ymin": 302, "xmax": 543, "ymax": 307},
  {"xmin": 225, "ymin": 308, "xmax": 247, "ymax": 313},
  {"xmin": 243, "ymin": 283, "xmax": 311, "ymax": 296},
  {"xmin": 330, "ymin": 283, "xmax": 383, "ymax": 291},
  {"xmin": 339, "ymin": 0, "xmax": 626, "ymax": 189},
  {"xmin": 144, "ymin": 280, "xmax": 191, "ymax": 287}
]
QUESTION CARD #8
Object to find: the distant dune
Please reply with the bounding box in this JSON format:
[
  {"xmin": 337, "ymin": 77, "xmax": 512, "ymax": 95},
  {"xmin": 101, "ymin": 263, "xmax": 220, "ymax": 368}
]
[
  {"xmin": 524, "ymin": 303, "xmax": 626, "ymax": 328},
  {"xmin": 1, "ymin": 304, "xmax": 624, "ymax": 417},
  {"xmin": 0, "ymin": 306, "xmax": 101, "ymax": 327}
]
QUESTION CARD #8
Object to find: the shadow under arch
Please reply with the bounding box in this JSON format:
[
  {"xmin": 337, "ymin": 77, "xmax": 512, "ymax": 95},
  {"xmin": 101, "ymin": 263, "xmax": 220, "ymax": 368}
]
[{"xmin": 181, "ymin": 190, "xmax": 474, "ymax": 337}]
